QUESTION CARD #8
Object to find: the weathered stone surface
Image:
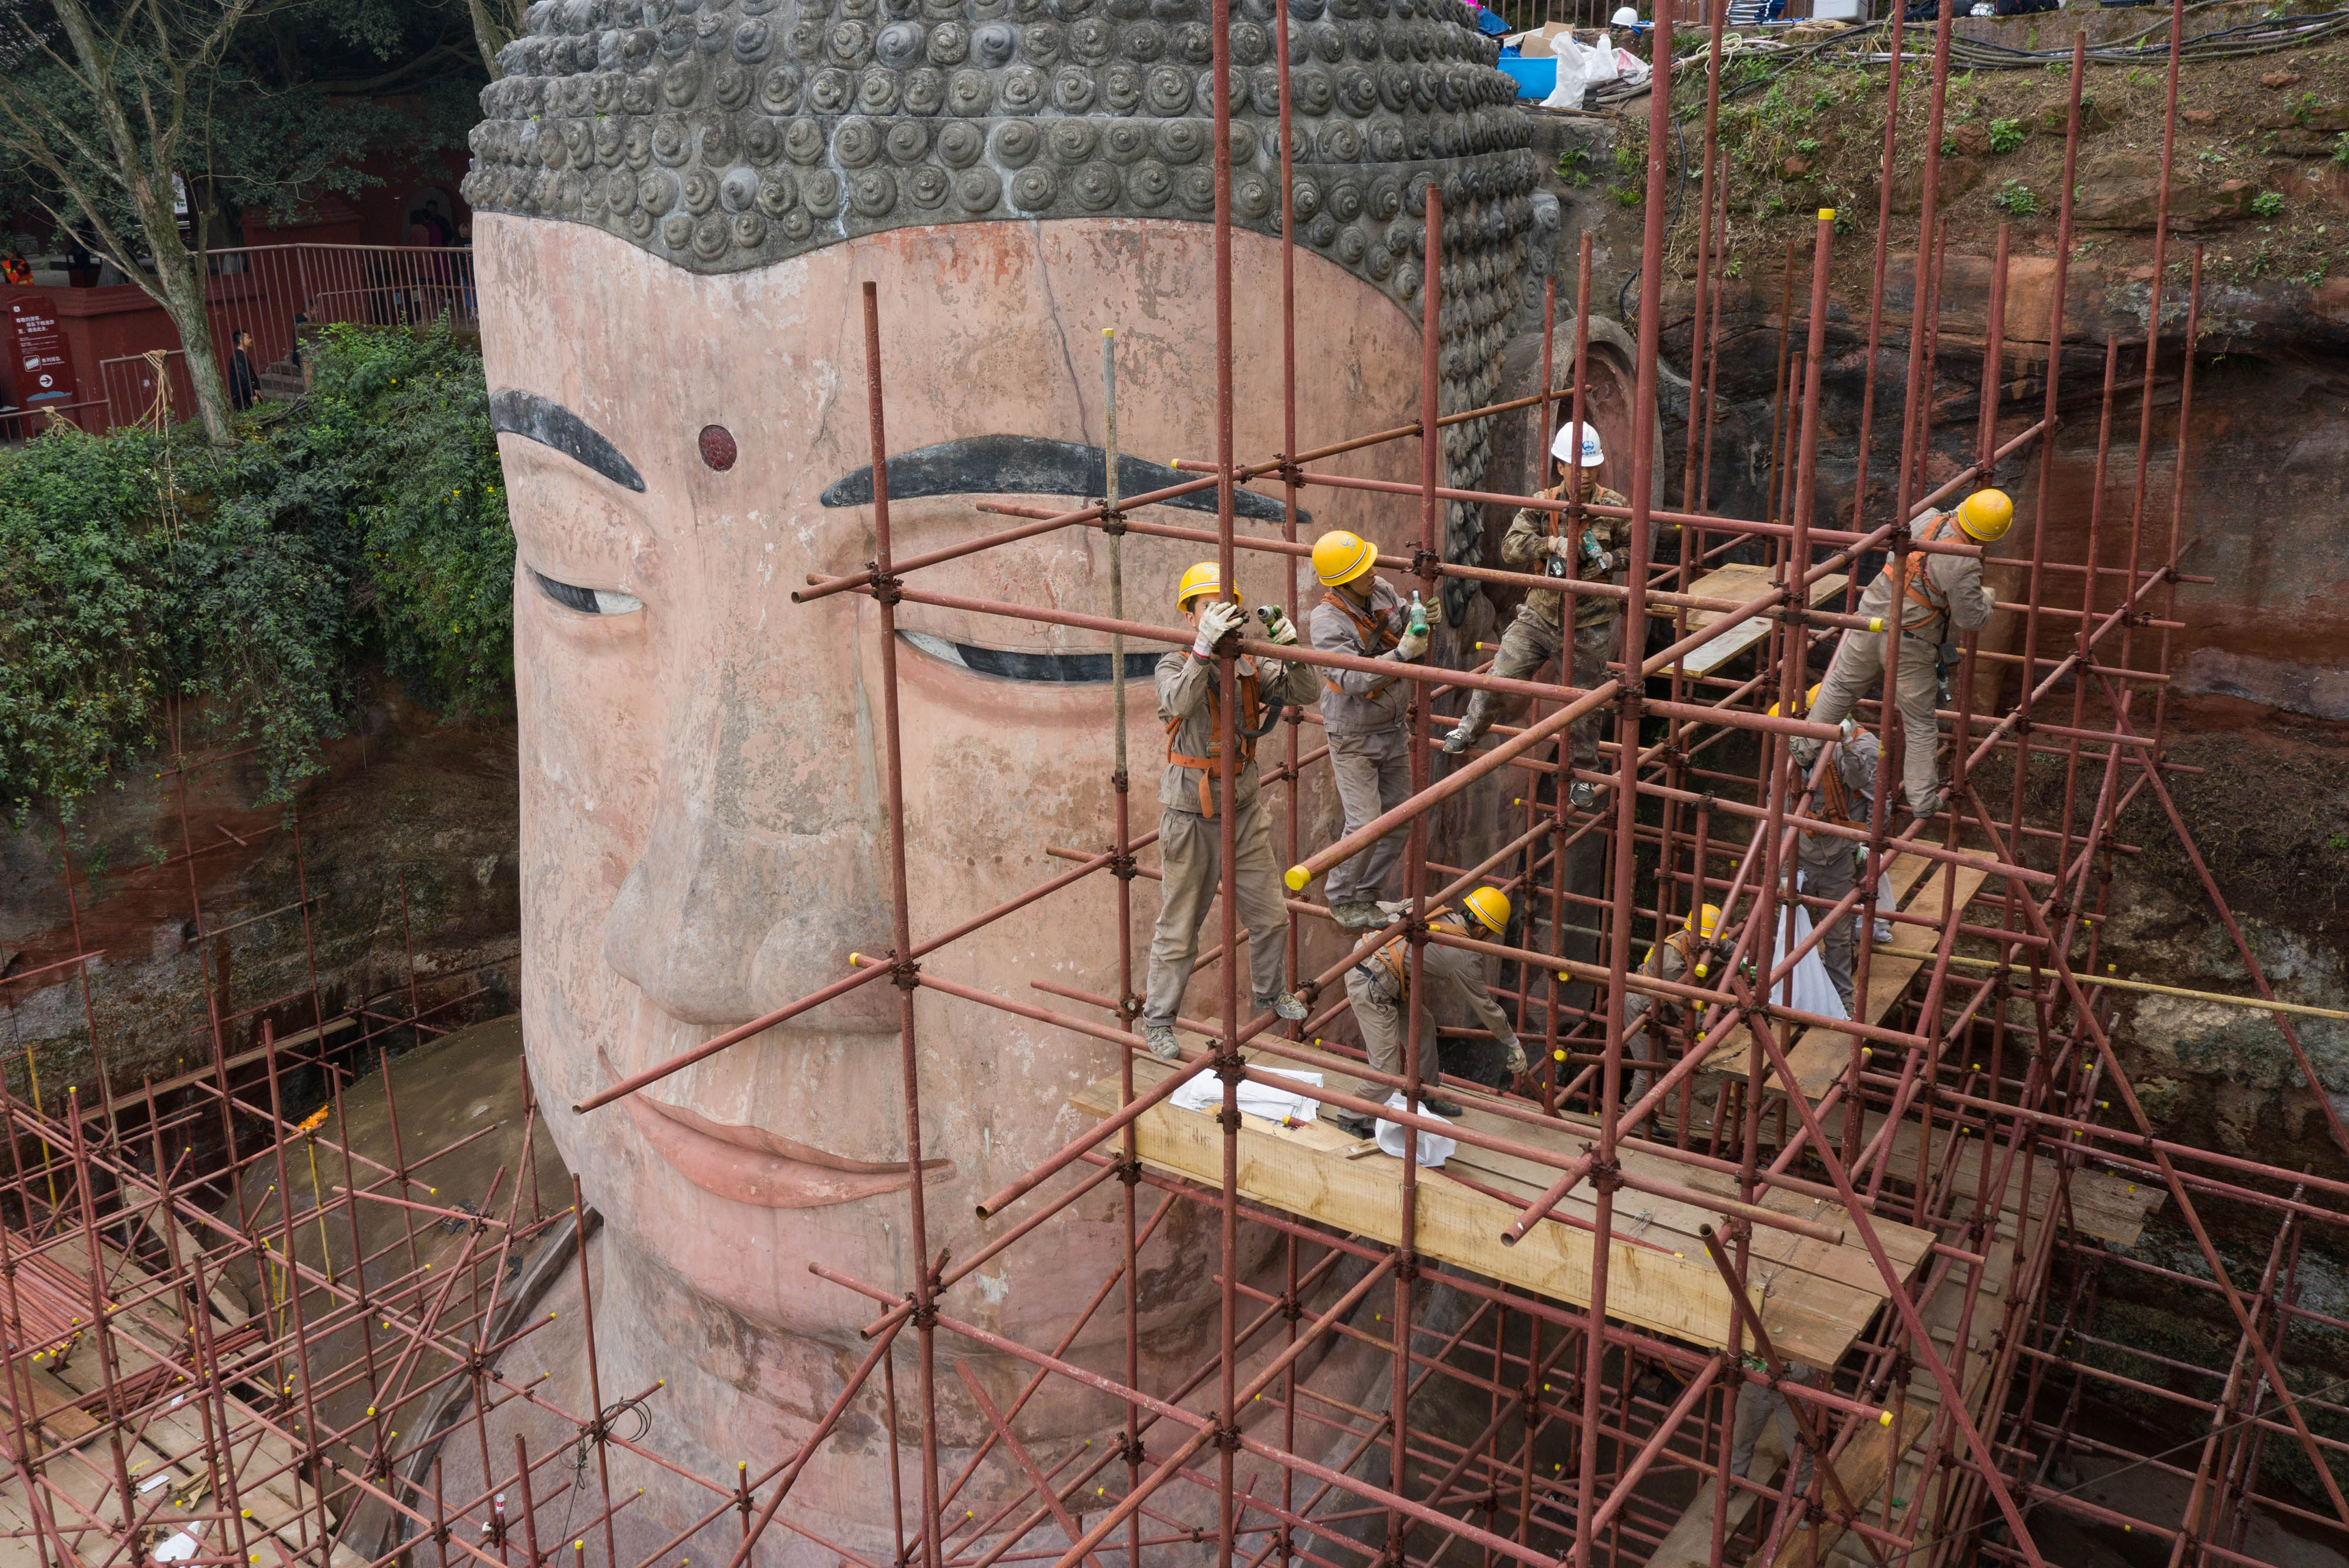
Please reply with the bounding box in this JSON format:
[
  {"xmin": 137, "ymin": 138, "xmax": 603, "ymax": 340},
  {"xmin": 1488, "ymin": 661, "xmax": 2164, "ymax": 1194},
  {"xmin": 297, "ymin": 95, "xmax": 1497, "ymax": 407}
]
[
  {"xmin": 2071, "ymin": 149, "xmax": 2258, "ymax": 231},
  {"xmin": 0, "ymin": 694, "xmax": 521, "ymax": 1100}
]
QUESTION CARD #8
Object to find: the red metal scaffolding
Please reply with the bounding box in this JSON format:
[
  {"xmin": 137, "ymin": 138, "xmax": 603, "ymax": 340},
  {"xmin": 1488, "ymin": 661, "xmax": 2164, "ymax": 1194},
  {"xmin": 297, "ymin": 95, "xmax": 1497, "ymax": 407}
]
[{"xmin": 4, "ymin": 1, "xmax": 2347, "ymax": 1566}]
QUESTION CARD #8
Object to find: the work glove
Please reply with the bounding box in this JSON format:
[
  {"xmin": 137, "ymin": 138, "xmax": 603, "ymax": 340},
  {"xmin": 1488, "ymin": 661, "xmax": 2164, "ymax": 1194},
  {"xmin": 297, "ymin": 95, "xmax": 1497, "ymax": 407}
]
[
  {"xmin": 1192, "ymin": 599, "xmax": 1244, "ymax": 657},
  {"xmin": 1502, "ymin": 1036, "xmax": 1527, "ymax": 1076},
  {"xmin": 1261, "ymin": 605, "xmax": 1299, "ymax": 646},
  {"xmin": 1396, "ymin": 625, "xmax": 1431, "ymax": 661},
  {"xmin": 1980, "ymin": 586, "xmax": 1999, "ymax": 614}
]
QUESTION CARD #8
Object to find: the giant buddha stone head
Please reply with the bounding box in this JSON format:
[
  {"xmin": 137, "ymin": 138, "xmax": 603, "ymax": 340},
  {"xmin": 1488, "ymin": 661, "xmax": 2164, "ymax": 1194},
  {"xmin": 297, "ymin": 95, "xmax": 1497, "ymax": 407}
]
[{"xmin": 464, "ymin": 0, "xmax": 1540, "ymax": 1550}]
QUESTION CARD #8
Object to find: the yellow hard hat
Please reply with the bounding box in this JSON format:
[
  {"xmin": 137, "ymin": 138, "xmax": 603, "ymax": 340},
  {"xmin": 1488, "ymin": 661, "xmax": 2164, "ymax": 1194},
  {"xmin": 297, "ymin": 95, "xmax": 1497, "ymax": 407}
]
[
  {"xmin": 1311, "ymin": 530, "xmax": 1377, "ymax": 588},
  {"xmin": 1176, "ymin": 560, "xmax": 1239, "ymax": 611},
  {"xmin": 1955, "ymin": 488, "xmax": 2013, "ymax": 543},
  {"xmin": 1462, "ymin": 887, "xmax": 1511, "ymax": 937},
  {"xmin": 1766, "ymin": 684, "xmax": 1823, "ymax": 720},
  {"xmin": 1687, "ymin": 904, "xmax": 1722, "ymax": 940}
]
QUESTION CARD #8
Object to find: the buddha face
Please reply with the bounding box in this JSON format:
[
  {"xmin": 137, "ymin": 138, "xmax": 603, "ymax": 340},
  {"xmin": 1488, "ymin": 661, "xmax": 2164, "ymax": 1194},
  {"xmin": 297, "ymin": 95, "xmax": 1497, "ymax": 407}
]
[{"xmin": 484, "ymin": 211, "xmax": 1440, "ymax": 1355}]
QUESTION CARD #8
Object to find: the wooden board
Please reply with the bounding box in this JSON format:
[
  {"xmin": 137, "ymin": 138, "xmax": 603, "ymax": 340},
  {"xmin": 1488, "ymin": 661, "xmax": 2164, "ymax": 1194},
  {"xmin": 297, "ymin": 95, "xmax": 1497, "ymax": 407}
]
[
  {"xmin": 1700, "ymin": 853, "xmax": 1994, "ymax": 1093},
  {"xmin": 1070, "ymin": 1044, "xmax": 1934, "ymax": 1370},
  {"xmin": 1671, "ymin": 566, "xmax": 1853, "ymax": 676},
  {"xmin": 0, "ymin": 1231, "xmax": 362, "ymax": 1568}
]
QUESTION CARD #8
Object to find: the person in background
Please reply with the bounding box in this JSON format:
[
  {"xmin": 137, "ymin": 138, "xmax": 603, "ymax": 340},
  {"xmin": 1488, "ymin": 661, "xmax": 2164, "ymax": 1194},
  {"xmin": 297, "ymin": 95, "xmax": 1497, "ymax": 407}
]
[
  {"xmin": 228, "ymin": 328, "xmax": 259, "ymax": 411},
  {"xmin": 1, "ymin": 248, "xmax": 31, "ymax": 286}
]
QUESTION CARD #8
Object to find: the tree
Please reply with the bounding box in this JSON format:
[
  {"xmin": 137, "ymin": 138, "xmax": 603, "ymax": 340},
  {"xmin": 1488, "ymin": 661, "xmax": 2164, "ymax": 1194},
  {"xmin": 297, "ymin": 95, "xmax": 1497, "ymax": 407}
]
[
  {"xmin": 465, "ymin": 0, "xmax": 526, "ymax": 80},
  {"xmin": 0, "ymin": 0, "xmax": 265, "ymax": 445},
  {"xmin": 0, "ymin": 0, "xmax": 482, "ymax": 447}
]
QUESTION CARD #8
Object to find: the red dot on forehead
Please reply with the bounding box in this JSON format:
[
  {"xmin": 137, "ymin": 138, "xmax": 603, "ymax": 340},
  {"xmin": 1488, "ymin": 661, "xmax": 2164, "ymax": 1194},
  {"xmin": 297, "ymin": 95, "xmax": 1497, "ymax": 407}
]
[{"xmin": 698, "ymin": 425, "xmax": 737, "ymax": 471}]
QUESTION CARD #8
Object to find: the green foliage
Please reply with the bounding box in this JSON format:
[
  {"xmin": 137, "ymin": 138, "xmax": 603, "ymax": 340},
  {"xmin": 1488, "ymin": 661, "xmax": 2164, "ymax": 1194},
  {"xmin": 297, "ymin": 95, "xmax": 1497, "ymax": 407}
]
[
  {"xmin": 0, "ymin": 323, "xmax": 511, "ymax": 823},
  {"xmin": 1991, "ymin": 180, "xmax": 2038, "ymax": 218},
  {"xmin": 1987, "ymin": 117, "xmax": 2026, "ymax": 154},
  {"xmin": 2251, "ymin": 189, "xmax": 2286, "ymax": 218},
  {"xmin": 1556, "ymin": 147, "xmax": 1592, "ymax": 187},
  {"xmin": 241, "ymin": 325, "xmax": 514, "ymax": 710},
  {"xmin": 2290, "ymin": 90, "xmax": 2321, "ymax": 128},
  {"xmin": 2334, "ymin": 132, "xmax": 2349, "ymax": 166}
]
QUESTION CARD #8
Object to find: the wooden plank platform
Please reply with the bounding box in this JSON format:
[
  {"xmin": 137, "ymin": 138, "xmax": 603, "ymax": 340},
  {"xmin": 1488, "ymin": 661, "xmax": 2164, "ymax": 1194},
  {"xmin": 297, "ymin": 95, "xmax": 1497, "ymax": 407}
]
[
  {"xmin": 1070, "ymin": 1043, "xmax": 1934, "ymax": 1370},
  {"xmin": 1700, "ymin": 852, "xmax": 1994, "ymax": 1093},
  {"xmin": 1671, "ymin": 566, "xmax": 1852, "ymax": 676},
  {"xmin": 0, "ymin": 1230, "xmax": 361, "ymax": 1568}
]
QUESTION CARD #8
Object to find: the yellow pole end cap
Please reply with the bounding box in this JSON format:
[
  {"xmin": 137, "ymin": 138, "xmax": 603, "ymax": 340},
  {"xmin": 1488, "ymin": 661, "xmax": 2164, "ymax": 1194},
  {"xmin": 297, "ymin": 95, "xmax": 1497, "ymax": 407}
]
[
  {"xmin": 1285, "ymin": 865, "xmax": 1311, "ymax": 891},
  {"xmin": 1820, "ymin": 208, "xmax": 1836, "ymax": 221},
  {"xmin": 1694, "ymin": 964, "xmax": 1709, "ymax": 979},
  {"xmin": 1880, "ymin": 1409, "xmax": 1893, "ymax": 1425},
  {"xmin": 1869, "ymin": 616, "xmax": 1886, "ymax": 632},
  {"xmin": 1102, "ymin": 327, "xmax": 1113, "ymax": 338}
]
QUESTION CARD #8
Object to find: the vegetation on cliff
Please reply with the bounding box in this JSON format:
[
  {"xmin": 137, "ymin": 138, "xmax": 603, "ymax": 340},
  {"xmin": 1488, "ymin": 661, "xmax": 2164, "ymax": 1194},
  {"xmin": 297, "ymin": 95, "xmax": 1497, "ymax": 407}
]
[{"xmin": 0, "ymin": 322, "xmax": 511, "ymax": 825}]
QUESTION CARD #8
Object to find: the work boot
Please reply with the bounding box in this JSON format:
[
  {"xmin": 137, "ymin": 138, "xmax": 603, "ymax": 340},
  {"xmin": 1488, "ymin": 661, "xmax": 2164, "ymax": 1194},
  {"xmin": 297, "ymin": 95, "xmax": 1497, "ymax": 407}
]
[
  {"xmin": 1331, "ymin": 900, "xmax": 1382, "ymax": 931},
  {"xmin": 1422, "ymin": 1096, "xmax": 1464, "ymax": 1118},
  {"xmin": 1874, "ymin": 918, "xmax": 1897, "ymax": 944},
  {"xmin": 1331, "ymin": 1112, "xmax": 1377, "ymax": 1140},
  {"xmin": 1440, "ymin": 721, "xmax": 1476, "ymax": 755},
  {"xmin": 1789, "ymin": 738, "xmax": 1821, "ymax": 771},
  {"xmin": 1567, "ymin": 779, "xmax": 1600, "ymax": 810},
  {"xmin": 1257, "ymin": 991, "xmax": 1309, "ymax": 1022},
  {"xmin": 1143, "ymin": 1024, "xmax": 1181, "ymax": 1061}
]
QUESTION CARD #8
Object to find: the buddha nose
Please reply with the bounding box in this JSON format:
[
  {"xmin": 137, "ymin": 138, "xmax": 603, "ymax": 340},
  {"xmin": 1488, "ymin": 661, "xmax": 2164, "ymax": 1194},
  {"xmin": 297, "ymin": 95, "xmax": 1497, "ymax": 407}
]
[{"xmin": 601, "ymin": 679, "xmax": 898, "ymax": 1033}]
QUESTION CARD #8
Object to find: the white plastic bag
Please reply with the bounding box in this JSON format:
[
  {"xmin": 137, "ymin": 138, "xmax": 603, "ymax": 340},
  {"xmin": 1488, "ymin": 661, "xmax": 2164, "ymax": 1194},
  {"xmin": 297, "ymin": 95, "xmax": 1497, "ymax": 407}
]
[
  {"xmin": 1374, "ymin": 1092, "xmax": 1458, "ymax": 1168},
  {"xmin": 1538, "ymin": 35, "xmax": 1589, "ymax": 108}
]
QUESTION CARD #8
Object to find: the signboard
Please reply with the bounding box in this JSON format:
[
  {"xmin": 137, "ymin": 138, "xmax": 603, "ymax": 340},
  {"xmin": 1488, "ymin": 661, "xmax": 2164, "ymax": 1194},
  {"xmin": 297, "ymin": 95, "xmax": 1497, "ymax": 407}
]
[{"xmin": 9, "ymin": 298, "xmax": 77, "ymax": 404}]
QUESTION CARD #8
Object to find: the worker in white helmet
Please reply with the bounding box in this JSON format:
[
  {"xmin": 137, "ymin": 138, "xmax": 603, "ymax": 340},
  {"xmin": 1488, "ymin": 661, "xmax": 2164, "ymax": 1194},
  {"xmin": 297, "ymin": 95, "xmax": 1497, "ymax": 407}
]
[
  {"xmin": 1799, "ymin": 489, "xmax": 2008, "ymax": 820},
  {"xmin": 1441, "ymin": 420, "xmax": 1628, "ymax": 812}
]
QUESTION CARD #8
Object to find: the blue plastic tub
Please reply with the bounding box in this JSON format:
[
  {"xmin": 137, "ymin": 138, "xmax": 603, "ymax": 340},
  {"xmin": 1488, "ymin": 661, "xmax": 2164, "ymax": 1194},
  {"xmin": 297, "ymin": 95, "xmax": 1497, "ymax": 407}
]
[{"xmin": 1496, "ymin": 53, "xmax": 1557, "ymax": 99}]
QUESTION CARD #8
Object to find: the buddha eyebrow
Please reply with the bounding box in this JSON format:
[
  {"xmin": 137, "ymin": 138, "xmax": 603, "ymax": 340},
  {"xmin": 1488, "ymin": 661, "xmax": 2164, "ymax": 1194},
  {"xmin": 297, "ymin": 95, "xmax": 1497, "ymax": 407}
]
[
  {"xmin": 489, "ymin": 389, "xmax": 645, "ymax": 493},
  {"xmin": 820, "ymin": 435, "xmax": 1301, "ymax": 524}
]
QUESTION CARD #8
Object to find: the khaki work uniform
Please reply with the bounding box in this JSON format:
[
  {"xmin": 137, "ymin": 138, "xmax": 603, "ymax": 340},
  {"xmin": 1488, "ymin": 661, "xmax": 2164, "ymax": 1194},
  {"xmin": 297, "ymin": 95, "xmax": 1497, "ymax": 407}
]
[
  {"xmin": 1797, "ymin": 729, "xmax": 1880, "ymax": 1011},
  {"xmin": 1623, "ymin": 927, "xmax": 1700, "ymax": 1107},
  {"xmin": 1311, "ymin": 578, "xmax": 1418, "ymax": 907},
  {"xmin": 1808, "ymin": 510, "xmax": 1994, "ymax": 813},
  {"xmin": 1453, "ymin": 484, "xmax": 1631, "ymax": 774},
  {"xmin": 1731, "ymin": 1361, "xmax": 1817, "ymax": 1491},
  {"xmin": 1145, "ymin": 647, "xmax": 1322, "ymax": 1030},
  {"xmin": 1341, "ymin": 910, "xmax": 1521, "ymax": 1105}
]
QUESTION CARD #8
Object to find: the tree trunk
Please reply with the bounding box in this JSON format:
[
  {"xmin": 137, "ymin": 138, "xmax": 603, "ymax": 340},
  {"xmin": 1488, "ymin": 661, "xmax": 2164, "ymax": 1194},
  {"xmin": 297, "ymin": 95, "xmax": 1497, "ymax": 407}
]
[{"xmin": 150, "ymin": 247, "xmax": 235, "ymax": 446}]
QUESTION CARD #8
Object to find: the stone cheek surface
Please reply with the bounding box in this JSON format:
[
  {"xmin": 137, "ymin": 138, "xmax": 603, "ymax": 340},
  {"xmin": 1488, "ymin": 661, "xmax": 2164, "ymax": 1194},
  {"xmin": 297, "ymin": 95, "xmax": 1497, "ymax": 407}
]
[{"xmin": 465, "ymin": 0, "xmax": 1543, "ymax": 587}]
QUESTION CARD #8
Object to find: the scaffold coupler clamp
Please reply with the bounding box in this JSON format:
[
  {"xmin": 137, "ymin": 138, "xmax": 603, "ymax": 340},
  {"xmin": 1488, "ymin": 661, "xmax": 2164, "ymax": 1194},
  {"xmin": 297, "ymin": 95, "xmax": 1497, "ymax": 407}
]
[{"xmin": 867, "ymin": 561, "xmax": 903, "ymax": 606}]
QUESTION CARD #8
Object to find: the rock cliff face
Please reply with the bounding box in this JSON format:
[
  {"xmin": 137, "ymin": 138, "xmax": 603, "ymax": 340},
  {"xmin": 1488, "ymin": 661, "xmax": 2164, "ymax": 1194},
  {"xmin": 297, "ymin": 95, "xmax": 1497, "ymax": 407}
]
[{"xmin": 0, "ymin": 688, "xmax": 521, "ymax": 1102}]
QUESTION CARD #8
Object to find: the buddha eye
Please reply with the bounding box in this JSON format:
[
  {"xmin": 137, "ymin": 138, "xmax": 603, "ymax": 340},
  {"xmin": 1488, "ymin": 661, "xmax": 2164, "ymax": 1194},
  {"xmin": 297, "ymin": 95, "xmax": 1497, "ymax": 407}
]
[
  {"xmin": 901, "ymin": 630, "xmax": 1157, "ymax": 684},
  {"xmin": 532, "ymin": 567, "xmax": 643, "ymax": 616}
]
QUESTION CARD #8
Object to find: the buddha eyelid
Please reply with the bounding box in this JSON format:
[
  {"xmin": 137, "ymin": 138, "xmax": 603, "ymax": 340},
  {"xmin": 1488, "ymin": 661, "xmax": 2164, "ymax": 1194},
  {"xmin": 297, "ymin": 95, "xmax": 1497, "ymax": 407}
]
[
  {"xmin": 901, "ymin": 630, "xmax": 1153, "ymax": 685},
  {"xmin": 532, "ymin": 567, "xmax": 644, "ymax": 617}
]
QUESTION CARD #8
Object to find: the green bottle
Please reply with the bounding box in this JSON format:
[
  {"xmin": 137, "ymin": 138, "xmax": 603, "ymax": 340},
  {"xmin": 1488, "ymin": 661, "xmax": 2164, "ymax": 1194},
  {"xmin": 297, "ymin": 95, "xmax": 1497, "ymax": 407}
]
[{"xmin": 1407, "ymin": 591, "xmax": 1428, "ymax": 638}]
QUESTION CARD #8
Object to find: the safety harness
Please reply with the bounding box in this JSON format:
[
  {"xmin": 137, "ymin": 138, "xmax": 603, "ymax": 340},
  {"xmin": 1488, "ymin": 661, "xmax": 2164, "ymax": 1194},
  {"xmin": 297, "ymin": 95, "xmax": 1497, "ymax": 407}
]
[
  {"xmin": 1319, "ymin": 588, "xmax": 1402, "ymax": 699},
  {"xmin": 1359, "ymin": 908, "xmax": 1469, "ymax": 1001},
  {"xmin": 1166, "ymin": 661, "xmax": 1262, "ymax": 819},
  {"xmin": 1884, "ymin": 510, "xmax": 1965, "ymax": 638},
  {"xmin": 1818, "ymin": 749, "xmax": 1858, "ymax": 827}
]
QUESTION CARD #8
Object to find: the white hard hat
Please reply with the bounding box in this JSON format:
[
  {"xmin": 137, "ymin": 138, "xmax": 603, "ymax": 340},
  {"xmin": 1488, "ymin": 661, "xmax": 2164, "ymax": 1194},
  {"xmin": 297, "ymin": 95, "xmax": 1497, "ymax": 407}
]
[
  {"xmin": 1611, "ymin": 5, "xmax": 1640, "ymax": 23},
  {"xmin": 1550, "ymin": 422, "xmax": 1604, "ymax": 469}
]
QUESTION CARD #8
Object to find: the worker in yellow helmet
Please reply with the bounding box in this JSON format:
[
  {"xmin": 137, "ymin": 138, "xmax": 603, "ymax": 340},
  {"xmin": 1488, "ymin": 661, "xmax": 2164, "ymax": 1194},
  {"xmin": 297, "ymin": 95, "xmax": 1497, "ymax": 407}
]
[
  {"xmin": 1440, "ymin": 420, "xmax": 1628, "ymax": 813},
  {"xmin": 1308, "ymin": 530, "xmax": 1432, "ymax": 931},
  {"xmin": 1799, "ymin": 487, "xmax": 2009, "ymax": 820},
  {"xmin": 1141, "ymin": 561, "xmax": 1324, "ymax": 1061},
  {"xmin": 1331, "ymin": 887, "xmax": 1523, "ymax": 1138},
  {"xmin": 1621, "ymin": 903, "xmax": 1728, "ymax": 1122},
  {"xmin": 1771, "ymin": 685, "xmax": 1890, "ymax": 1010}
]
